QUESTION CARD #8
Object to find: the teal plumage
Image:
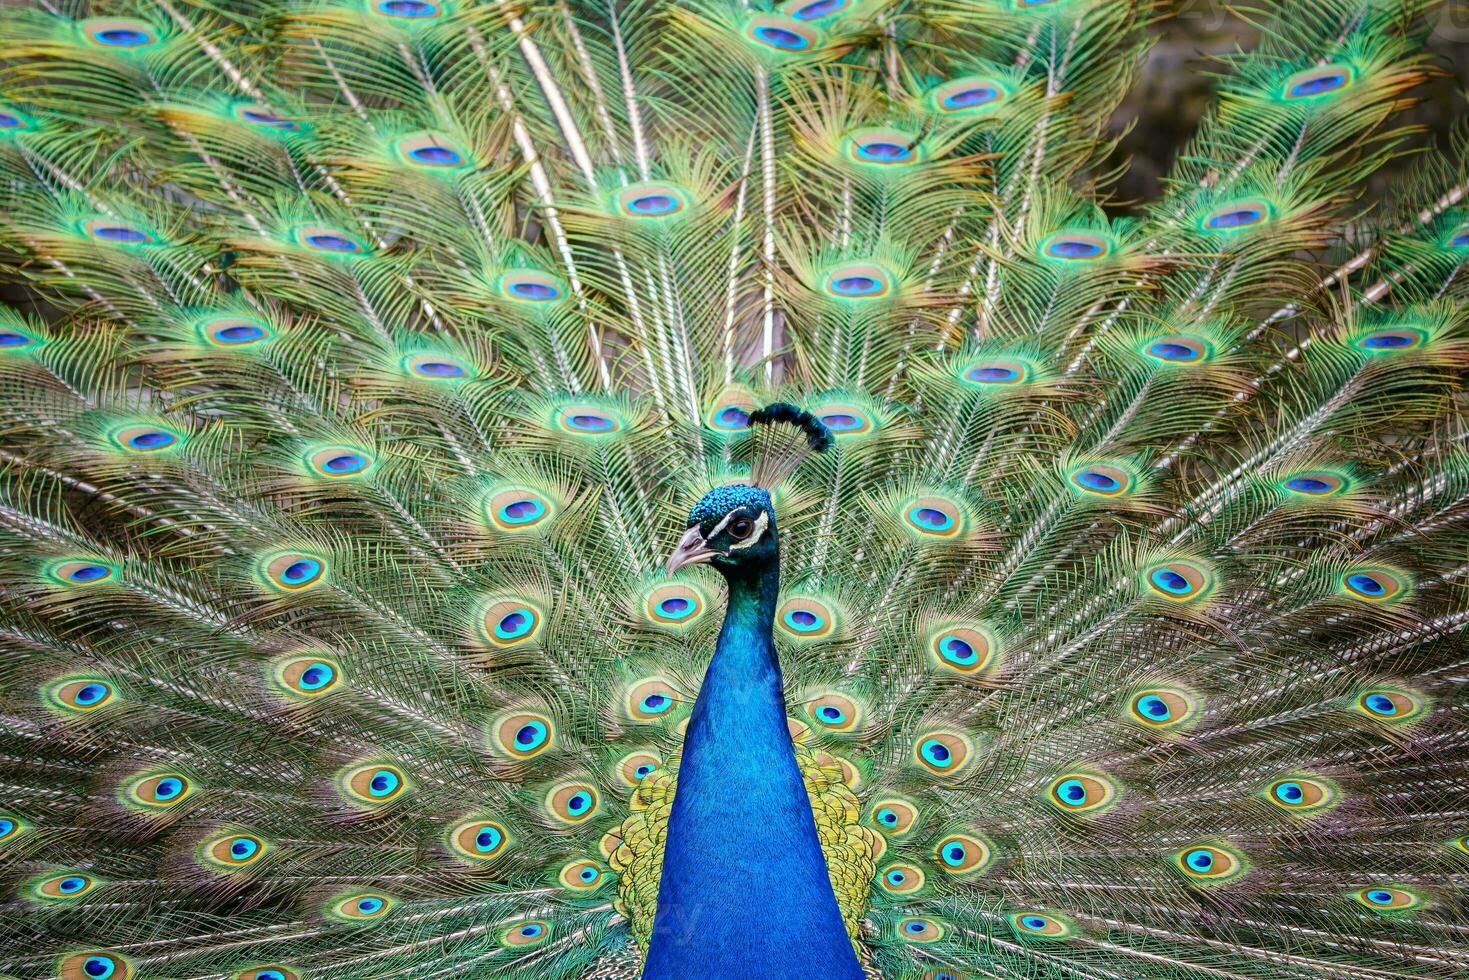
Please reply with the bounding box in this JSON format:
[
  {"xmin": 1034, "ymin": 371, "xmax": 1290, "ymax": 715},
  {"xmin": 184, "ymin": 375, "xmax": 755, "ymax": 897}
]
[{"xmin": 1, "ymin": 0, "xmax": 1469, "ymax": 978}]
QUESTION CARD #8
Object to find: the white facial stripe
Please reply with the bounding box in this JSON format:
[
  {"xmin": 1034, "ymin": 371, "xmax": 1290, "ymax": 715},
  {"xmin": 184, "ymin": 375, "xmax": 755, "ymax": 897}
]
[
  {"xmin": 727, "ymin": 511, "xmax": 769, "ymax": 551},
  {"xmin": 708, "ymin": 511, "xmax": 737, "ymax": 539}
]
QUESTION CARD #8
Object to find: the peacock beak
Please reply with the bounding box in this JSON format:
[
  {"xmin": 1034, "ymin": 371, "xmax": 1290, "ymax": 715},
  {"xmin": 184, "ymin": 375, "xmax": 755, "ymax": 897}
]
[{"xmin": 665, "ymin": 525, "xmax": 717, "ymax": 575}]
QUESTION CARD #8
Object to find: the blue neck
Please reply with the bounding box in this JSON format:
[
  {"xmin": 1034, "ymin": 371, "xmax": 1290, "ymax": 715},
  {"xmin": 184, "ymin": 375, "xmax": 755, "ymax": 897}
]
[{"xmin": 642, "ymin": 560, "xmax": 862, "ymax": 980}]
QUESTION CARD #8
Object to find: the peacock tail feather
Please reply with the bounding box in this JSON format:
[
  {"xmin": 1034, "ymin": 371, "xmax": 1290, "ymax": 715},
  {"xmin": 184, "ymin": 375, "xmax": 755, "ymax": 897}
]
[{"xmin": 1, "ymin": 0, "xmax": 1468, "ymax": 976}]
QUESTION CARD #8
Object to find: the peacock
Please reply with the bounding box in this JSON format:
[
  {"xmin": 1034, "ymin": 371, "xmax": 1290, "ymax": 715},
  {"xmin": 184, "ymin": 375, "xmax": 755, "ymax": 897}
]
[{"xmin": 2, "ymin": 0, "xmax": 1469, "ymax": 976}]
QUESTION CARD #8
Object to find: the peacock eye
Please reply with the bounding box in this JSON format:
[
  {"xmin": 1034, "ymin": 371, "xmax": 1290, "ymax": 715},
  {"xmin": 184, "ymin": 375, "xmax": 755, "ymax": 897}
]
[{"xmin": 729, "ymin": 518, "xmax": 754, "ymax": 540}]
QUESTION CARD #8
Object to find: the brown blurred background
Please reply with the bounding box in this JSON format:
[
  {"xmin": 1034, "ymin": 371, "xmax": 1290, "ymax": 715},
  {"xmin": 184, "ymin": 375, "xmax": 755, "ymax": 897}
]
[{"xmin": 1106, "ymin": 0, "xmax": 1469, "ymax": 207}]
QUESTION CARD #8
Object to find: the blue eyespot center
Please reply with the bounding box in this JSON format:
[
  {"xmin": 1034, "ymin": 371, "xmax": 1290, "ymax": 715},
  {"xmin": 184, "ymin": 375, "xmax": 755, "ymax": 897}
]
[
  {"xmin": 127, "ymin": 430, "xmax": 176, "ymax": 450},
  {"xmin": 1361, "ymin": 332, "xmax": 1415, "ymax": 348},
  {"xmin": 156, "ymin": 777, "xmax": 183, "ymax": 800},
  {"xmin": 657, "ymin": 598, "xmax": 690, "ymax": 617},
  {"xmin": 1138, "ymin": 695, "xmax": 1169, "ymax": 719},
  {"xmin": 753, "ymin": 25, "xmax": 808, "ymax": 49},
  {"xmin": 377, "ymin": 0, "xmax": 438, "ymax": 16},
  {"xmin": 509, "ymin": 281, "xmax": 558, "ymax": 300},
  {"xmin": 96, "ymin": 29, "xmax": 151, "ymax": 46},
  {"xmin": 1364, "ymin": 693, "xmax": 1396, "ymax": 715},
  {"xmin": 76, "ymin": 683, "xmax": 108, "ymax": 704},
  {"xmin": 324, "ymin": 453, "xmax": 366, "ymax": 473},
  {"xmin": 568, "ymin": 414, "xmax": 614, "ymax": 431},
  {"xmin": 1075, "ymin": 470, "xmax": 1119, "ymax": 491},
  {"xmin": 1021, "ymin": 915, "xmax": 1048, "ymax": 931},
  {"xmin": 357, "ymin": 897, "xmax": 382, "ymax": 913},
  {"xmin": 408, "ymin": 145, "xmax": 462, "ymax": 166},
  {"xmin": 94, "ymin": 225, "xmax": 148, "ymax": 242},
  {"xmin": 499, "ymin": 499, "xmax": 545, "ymax": 523},
  {"xmin": 944, "ymin": 86, "xmax": 998, "ymax": 109},
  {"xmin": 304, "ymin": 234, "xmax": 358, "ymax": 252},
  {"xmin": 1288, "ymin": 72, "xmax": 1347, "ymax": 98},
  {"xmin": 1150, "ymin": 568, "xmax": 1191, "ymax": 594},
  {"xmin": 832, "ymin": 276, "xmax": 881, "ymax": 296},
  {"xmin": 230, "ymin": 838, "xmax": 256, "ymax": 858},
  {"xmin": 1347, "ymin": 573, "xmax": 1385, "ymax": 596},
  {"xmin": 216, "ymin": 324, "xmax": 267, "ymax": 343},
  {"xmin": 475, "ymin": 827, "xmax": 502, "ymax": 851},
  {"xmin": 282, "ymin": 560, "xmax": 319, "ymax": 583},
  {"xmin": 857, "ymin": 141, "xmax": 911, "ymax": 162},
  {"xmin": 634, "ymin": 764, "xmax": 654, "ymax": 778},
  {"xmin": 1148, "ymin": 342, "xmax": 1200, "ymax": 361},
  {"xmin": 496, "ymin": 610, "xmax": 533, "ymax": 638},
  {"xmin": 967, "ymin": 365, "xmax": 1019, "ymax": 382},
  {"xmin": 68, "ymin": 564, "xmax": 111, "ymax": 582},
  {"xmin": 939, "ymin": 636, "xmax": 976, "ymax": 665},
  {"xmin": 300, "ymin": 663, "xmax": 333, "ymax": 689},
  {"xmin": 792, "ymin": 0, "xmax": 845, "ymax": 18},
  {"xmin": 1275, "ymin": 781, "xmax": 1304, "ymax": 803},
  {"xmin": 1286, "ymin": 477, "xmax": 1331, "ymax": 493},
  {"xmin": 944, "ymin": 845, "xmax": 966, "ymax": 865},
  {"xmin": 1057, "ymin": 778, "xmax": 1086, "ymax": 804},
  {"xmin": 515, "ymin": 721, "xmax": 547, "ymax": 747},
  {"xmin": 905, "ymin": 920, "xmax": 927, "ymax": 934},
  {"xmin": 1047, "ymin": 238, "xmax": 1103, "ymax": 259},
  {"xmin": 1186, "ymin": 849, "xmax": 1213, "ymax": 871},
  {"xmin": 1204, "ymin": 208, "xmax": 1263, "ymax": 230},
  {"xmin": 520, "ymin": 923, "xmax": 543, "ymax": 937},
  {"xmin": 877, "ymin": 809, "xmax": 897, "ymax": 825},
  {"xmin": 1366, "ymin": 889, "xmax": 1393, "ymax": 905},
  {"xmin": 240, "ymin": 109, "xmax": 296, "ymax": 130},
  {"xmin": 713, "ymin": 406, "xmax": 751, "ymax": 429},
  {"xmin": 910, "ymin": 506, "xmax": 953, "ymax": 530},
  {"xmin": 369, "ymin": 770, "xmax": 400, "ymax": 796},
  {"xmin": 920, "ymin": 739, "xmax": 951, "ymax": 765},
  {"xmin": 629, "ymin": 195, "xmax": 677, "ymax": 215},
  {"xmin": 59, "ymin": 876, "xmax": 87, "ymax": 893},
  {"xmin": 83, "ymin": 957, "xmax": 115, "ymax": 978},
  {"xmin": 568, "ymin": 793, "xmax": 590, "ymax": 813}
]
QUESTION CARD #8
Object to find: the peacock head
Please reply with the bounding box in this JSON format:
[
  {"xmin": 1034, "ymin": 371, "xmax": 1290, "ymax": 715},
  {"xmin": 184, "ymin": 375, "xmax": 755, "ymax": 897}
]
[{"xmin": 666, "ymin": 484, "xmax": 778, "ymax": 578}]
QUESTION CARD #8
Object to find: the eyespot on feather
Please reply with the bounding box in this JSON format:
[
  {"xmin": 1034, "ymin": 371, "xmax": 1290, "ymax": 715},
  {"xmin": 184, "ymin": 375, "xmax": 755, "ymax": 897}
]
[
  {"xmin": 48, "ymin": 677, "xmax": 116, "ymax": 714},
  {"xmin": 901, "ymin": 495, "xmax": 964, "ymax": 539},
  {"xmin": 48, "ymin": 559, "xmax": 117, "ymax": 586},
  {"xmin": 497, "ymin": 270, "xmax": 565, "ymax": 304},
  {"xmin": 897, "ymin": 917, "xmax": 943, "ymax": 942},
  {"xmin": 395, "ymin": 131, "xmax": 471, "ymax": 170},
  {"xmin": 306, "ymin": 446, "xmax": 374, "ymax": 480},
  {"xmin": 292, "ymin": 225, "xmax": 365, "ymax": 256},
  {"xmin": 878, "ymin": 862, "xmax": 925, "ymax": 894},
  {"xmin": 234, "ymin": 967, "xmax": 299, "ymax": 980},
  {"xmin": 559, "ymin": 859, "xmax": 606, "ymax": 891},
  {"xmin": 57, "ymin": 952, "xmax": 132, "ymax": 980},
  {"xmin": 502, "ymin": 919, "xmax": 551, "ymax": 946},
  {"xmin": 617, "ymin": 751, "xmax": 662, "ymax": 786},
  {"xmin": 807, "ymin": 693, "xmax": 860, "ymax": 732},
  {"xmin": 81, "ymin": 218, "xmax": 154, "ymax": 245},
  {"xmin": 402, "ymin": 353, "xmax": 473, "ymax": 381},
  {"xmin": 869, "ymin": 798, "xmax": 918, "ymax": 835},
  {"xmin": 615, "ymin": 182, "xmax": 689, "ymax": 219},
  {"xmin": 272, "ymin": 656, "xmax": 342, "ymax": 699},
  {"xmin": 202, "ymin": 832, "xmax": 267, "ymax": 870},
  {"xmin": 80, "ymin": 18, "xmax": 158, "ymax": 49},
  {"xmin": 1174, "ymin": 843, "xmax": 1246, "ymax": 883},
  {"xmin": 1040, "ymin": 231, "xmax": 1111, "ymax": 262},
  {"xmin": 329, "ymin": 892, "xmax": 394, "ymax": 921},
  {"xmin": 479, "ymin": 598, "xmax": 545, "ymax": 648},
  {"xmin": 819, "ymin": 262, "xmax": 894, "ymax": 301},
  {"xmin": 545, "ymin": 783, "xmax": 600, "ymax": 824},
  {"xmin": 1009, "ymin": 912, "xmax": 1074, "ymax": 939},
  {"xmin": 1126, "ymin": 688, "xmax": 1197, "ymax": 730},
  {"xmin": 110, "ymin": 423, "xmax": 183, "ymax": 455},
  {"xmin": 34, "ymin": 873, "xmax": 98, "ymax": 901},
  {"xmin": 744, "ymin": 15, "xmax": 819, "ymax": 52},
  {"xmin": 1142, "ymin": 336, "xmax": 1210, "ymax": 364},
  {"xmin": 339, "ymin": 763, "xmax": 409, "ymax": 807},
  {"xmin": 1351, "ymin": 886, "xmax": 1422, "ymax": 912},
  {"xmin": 199, "ymin": 316, "xmax": 274, "ymax": 347},
  {"xmin": 372, "ymin": 0, "xmax": 444, "ymax": 19},
  {"xmin": 1068, "ymin": 463, "xmax": 1132, "ymax": 497},
  {"xmin": 914, "ymin": 732, "xmax": 971, "ymax": 776},
  {"xmin": 1264, "ymin": 776, "xmax": 1338, "ymax": 814},
  {"xmin": 1339, "ymin": 568, "xmax": 1406, "ymax": 603},
  {"xmin": 492, "ymin": 711, "xmax": 555, "ymax": 759},
  {"xmin": 1281, "ymin": 65, "xmax": 1353, "ymax": 100},
  {"xmin": 929, "ymin": 76, "xmax": 1009, "ymax": 115},
  {"xmin": 934, "ymin": 833, "xmax": 991, "ymax": 874},
  {"xmin": 1354, "ymin": 687, "xmax": 1425, "ymax": 725},
  {"xmin": 844, "ymin": 128, "xmax": 920, "ymax": 166},
  {"xmin": 1141, "ymin": 560, "xmax": 1215, "ymax": 604},
  {"xmin": 927, "ymin": 624, "xmax": 996, "ymax": 675},
  {"xmin": 449, "ymin": 818, "xmax": 509, "ymax": 862},
  {"xmin": 776, "ymin": 596, "xmax": 837, "ymax": 641},
  {"xmin": 626, "ymin": 679, "xmax": 681, "ymax": 722},
  {"xmin": 1046, "ymin": 773, "xmax": 1115, "ymax": 814},
  {"xmin": 259, "ymin": 552, "xmax": 327, "ymax": 592},
  {"xmin": 643, "ymin": 584, "xmax": 708, "ymax": 629},
  {"xmin": 124, "ymin": 772, "xmax": 193, "ymax": 810}
]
